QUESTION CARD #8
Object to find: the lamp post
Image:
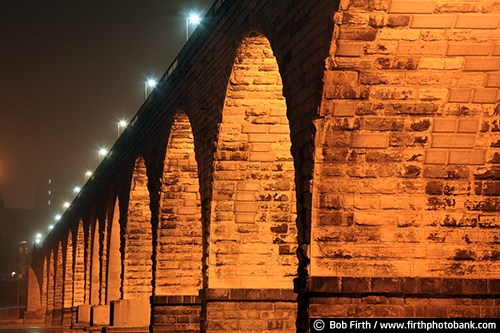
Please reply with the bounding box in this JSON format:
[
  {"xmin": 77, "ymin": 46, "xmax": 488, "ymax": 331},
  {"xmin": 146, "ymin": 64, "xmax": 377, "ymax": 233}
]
[
  {"xmin": 98, "ymin": 147, "xmax": 108, "ymax": 164},
  {"xmin": 144, "ymin": 73, "xmax": 157, "ymax": 100},
  {"xmin": 11, "ymin": 272, "xmax": 19, "ymax": 312},
  {"xmin": 85, "ymin": 169, "xmax": 93, "ymax": 182},
  {"xmin": 117, "ymin": 118, "xmax": 127, "ymax": 138},
  {"xmin": 186, "ymin": 7, "xmax": 201, "ymax": 41}
]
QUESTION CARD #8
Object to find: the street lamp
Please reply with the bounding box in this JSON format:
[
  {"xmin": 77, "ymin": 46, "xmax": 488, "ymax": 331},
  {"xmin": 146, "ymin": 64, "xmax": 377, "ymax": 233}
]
[
  {"xmin": 63, "ymin": 202, "xmax": 70, "ymax": 210},
  {"xmin": 85, "ymin": 169, "xmax": 93, "ymax": 182},
  {"xmin": 117, "ymin": 118, "xmax": 127, "ymax": 137},
  {"xmin": 73, "ymin": 186, "xmax": 81, "ymax": 197},
  {"xmin": 186, "ymin": 6, "xmax": 201, "ymax": 41},
  {"xmin": 144, "ymin": 73, "xmax": 157, "ymax": 100},
  {"xmin": 11, "ymin": 272, "xmax": 19, "ymax": 312},
  {"xmin": 98, "ymin": 147, "xmax": 108, "ymax": 164}
]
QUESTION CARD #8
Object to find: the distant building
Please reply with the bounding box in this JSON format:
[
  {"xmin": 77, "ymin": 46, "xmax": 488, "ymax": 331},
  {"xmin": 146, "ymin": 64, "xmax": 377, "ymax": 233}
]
[{"xmin": 0, "ymin": 194, "xmax": 43, "ymax": 317}]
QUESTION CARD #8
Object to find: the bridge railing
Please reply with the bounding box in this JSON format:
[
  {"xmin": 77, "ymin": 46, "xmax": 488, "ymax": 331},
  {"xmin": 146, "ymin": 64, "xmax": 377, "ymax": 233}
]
[
  {"xmin": 75, "ymin": 0, "xmax": 230, "ymax": 208},
  {"xmin": 128, "ymin": 0, "xmax": 228, "ymax": 130}
]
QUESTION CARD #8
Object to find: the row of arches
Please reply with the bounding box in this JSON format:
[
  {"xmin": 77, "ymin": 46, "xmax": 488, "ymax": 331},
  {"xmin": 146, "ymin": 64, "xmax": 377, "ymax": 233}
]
[{"xmin": 33, "ymin": 32, "xmax": 301, "ymax": 331}]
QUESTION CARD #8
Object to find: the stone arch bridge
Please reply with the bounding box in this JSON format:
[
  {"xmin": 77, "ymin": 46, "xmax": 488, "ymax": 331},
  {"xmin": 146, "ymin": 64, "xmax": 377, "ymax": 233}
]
[{"xmin": 26, "ymin": 0, "xmax": 500, "ymax": 332}]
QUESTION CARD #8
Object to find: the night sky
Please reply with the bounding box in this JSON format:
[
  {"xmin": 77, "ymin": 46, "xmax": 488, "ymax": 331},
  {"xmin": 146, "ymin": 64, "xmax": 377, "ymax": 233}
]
[{"xmin": 0, "ymin": 0, "xmax": 214, "ymax": 210}]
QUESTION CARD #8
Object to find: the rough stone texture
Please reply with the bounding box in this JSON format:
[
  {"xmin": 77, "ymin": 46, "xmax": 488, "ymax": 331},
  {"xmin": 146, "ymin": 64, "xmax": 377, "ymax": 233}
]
[
  {"xmin": 156, "ymin": 112, "xmax": 202, "ymax": 295},
  {"xmin": 29, "ymin": 0, "xmax": 500, "ymax": 332},
  {"xmin": 209, "ymin": 33, "xmax": 297, "ymax": 289},
  {"xmin": 123, "ymin": 156, "xmax": 153, "ymax": 300}
]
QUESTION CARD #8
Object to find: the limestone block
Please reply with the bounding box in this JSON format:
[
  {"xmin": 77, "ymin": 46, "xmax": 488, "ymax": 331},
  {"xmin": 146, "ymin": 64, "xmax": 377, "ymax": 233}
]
[
  {"xmin": 91, "ymin": 304, "xmax": 110, "ymax": 326},
  {"xmin": 111, "ymin": 298, "xmax": 150, "ymax": 327},
  {"xmin": 77, "ymin": 304, "xmax": 90, "ymax": 324}
]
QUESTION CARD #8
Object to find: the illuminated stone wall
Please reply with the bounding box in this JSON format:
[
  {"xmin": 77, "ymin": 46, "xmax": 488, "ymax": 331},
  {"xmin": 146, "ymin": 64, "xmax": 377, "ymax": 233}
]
[{"xmin": 26, "ymin": 0, "xmax": 500, "ymax": 332}]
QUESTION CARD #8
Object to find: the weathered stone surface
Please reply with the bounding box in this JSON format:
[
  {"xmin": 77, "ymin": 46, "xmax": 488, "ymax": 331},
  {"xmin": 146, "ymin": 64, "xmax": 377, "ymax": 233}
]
[{"xmin": 33, "ymin": 1, "xmax": 500, "ymax": 332}]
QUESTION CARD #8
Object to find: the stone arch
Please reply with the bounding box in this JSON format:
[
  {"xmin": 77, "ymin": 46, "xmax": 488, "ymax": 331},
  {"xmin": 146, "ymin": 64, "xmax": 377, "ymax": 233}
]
[
  {"xmin": 73, "ymin": 220, "xmax": 85, "ymax": 306},
  {"xmin": 155, "ymin": 111, "xmax": 202, "ymax": 295},
  {"xmin": 123, "ymin": 155, "xmax": 152, "ymax": 299},
  {"xmin": 45, "ymin": 250, "xmax": 55, "ymax": 325},
  {"xmin": 40, "ymin": 256, "xmax": 48, "ymax": 319},
  {"xmin": 209, "ymin": 31, "xmax": 297, "ymax": 288},
  {"xmin": 90, "ymin": 217, "xmax": 100, "ymax": 305},
  {"xmin": 106, "ymin": 196, "xmax": 121, "ymax": 303},
  {"xmin": 63, "ymin": 230, "xmax": 73, "ymax": 326},
  {"xmin": 52, "ymin": 241, "xmax": 64, "ymax": 325}
]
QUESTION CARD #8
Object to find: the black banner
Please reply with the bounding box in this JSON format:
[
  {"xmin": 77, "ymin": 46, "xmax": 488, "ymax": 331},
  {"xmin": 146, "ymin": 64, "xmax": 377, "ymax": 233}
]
[{"xmin": 310, "ymin": 318, "xmax": 499, "ymax": 332}]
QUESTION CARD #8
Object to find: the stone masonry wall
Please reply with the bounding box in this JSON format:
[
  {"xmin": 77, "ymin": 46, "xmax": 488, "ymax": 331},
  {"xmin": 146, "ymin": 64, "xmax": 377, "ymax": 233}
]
[
  {"xmin": 123, "ymin": 156, "xmax": 153, "ymax": 300},
  {"xmin": 209, "ymin": 32, "xmax": 297, "ymax": 289},
  {"xmin": 313, "ymin": 0, "xmax": 500, "ymax": 278},
  {"xmin": 32, "ymin": 1, "xmax": 500, "ymax": 332},
  {"xmin": 156, "ymin": 112, "xmax": 202, "ymax": 296}
]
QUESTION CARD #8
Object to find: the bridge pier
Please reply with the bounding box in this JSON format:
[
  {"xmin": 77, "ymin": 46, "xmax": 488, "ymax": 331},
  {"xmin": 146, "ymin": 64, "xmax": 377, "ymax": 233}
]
[
  {"xmin": 200, "ymin": 289, "xmax": 296, "ymax": 333},
  {"xmin": 71, "ymin": 304, "xmax": 90, "ymax": 329},
  {"xmin": 90, "ymin": 304, "xmax": 110, "ymax": 329},
  {"xmin": 51, "ymin": 308, "xmax": 62, "ymax": 326},
  {"xmin": 151, "ymin": 295, "xmax": 201, "ymax": 333},
  {"xmin": 44, "ymin": 310, "xmax": 52, "ymax": 326},
  {"xmin": 60, "ymin": 307, "xmax": 73, "ymax": 327},
  {"xmin": 106, "ymin": 298, "xmax": 150, "ymax": 331},
  {"xmin": 28, "ymin": 0, "xmax": 500, "ymax": 331}
]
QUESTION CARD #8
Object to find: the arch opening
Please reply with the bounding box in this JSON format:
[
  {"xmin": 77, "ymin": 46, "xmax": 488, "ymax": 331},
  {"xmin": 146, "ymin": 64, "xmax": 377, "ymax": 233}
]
[
  {"xmin": 106, "ymin": 196, "xmax": 121, "ymax": 303},
  {"xmin": 210, "ymin": 32, "xmax": 297, "ymax": 288},
  {"xmin": 123, "ymin": 155, "xmax": 153, "ymax": 300},
  {"xmin": 73, "ymin": 220, "xmax": 85, "ymax": 306},
  {"xmin": 155, "ymin": 111, "xmax": 202, "ymax": 295}
]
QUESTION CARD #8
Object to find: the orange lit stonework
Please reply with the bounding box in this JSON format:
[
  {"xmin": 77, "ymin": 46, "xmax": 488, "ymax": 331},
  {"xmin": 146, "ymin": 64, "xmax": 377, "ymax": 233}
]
[{"xmin": 25, "ymin": 0, "xmax": 500, "ymax": 332}]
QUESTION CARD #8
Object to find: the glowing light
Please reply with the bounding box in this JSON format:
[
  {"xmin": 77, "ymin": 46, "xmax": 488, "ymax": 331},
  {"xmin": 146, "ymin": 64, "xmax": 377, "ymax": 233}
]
[
  {"xmin": 63, "ymin": 202, "xmax": 70, "ymax": 209},
  {"xmin": 144, "ymin": 73, "xmax": 157, "ymax": 100},
  {"xmin": 85, "ymin": 169, "xmax": 93, "ymax": 182},
  {"xmin": 55, "ymin": 214, "xmax": 61, "ymax": 221},
  {"xmin": 49, "ymin": 225, "xmax": 54, "ymax": 230},
  {"xmin": 185, "ymin": 7, "xmax": 201, "ymax": 41},
  {"xmin": 98, "ymin": 147, "xmax": 108, "ymax": 164},
  {"xmin": 189, "ymin": 13, "xmax": 200, "ymax": 24}
]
